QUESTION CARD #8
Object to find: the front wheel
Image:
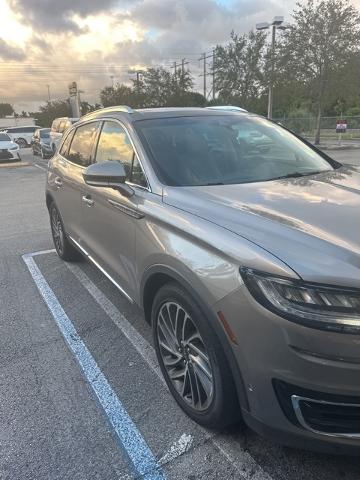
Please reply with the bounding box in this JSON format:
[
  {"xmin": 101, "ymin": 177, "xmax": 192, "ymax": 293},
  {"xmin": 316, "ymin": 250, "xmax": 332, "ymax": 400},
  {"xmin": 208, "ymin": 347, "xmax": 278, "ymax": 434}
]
[
  {"xmin": 16, "ymin": 138, "xmax": 27, "ymax": 148},
  {"xmin": 49, "ymin": 202, "xmax": 80, "ymax": 261},
  {"xmin": 152, "ymin": 282, "xmax": 240, "ymax": 429}
]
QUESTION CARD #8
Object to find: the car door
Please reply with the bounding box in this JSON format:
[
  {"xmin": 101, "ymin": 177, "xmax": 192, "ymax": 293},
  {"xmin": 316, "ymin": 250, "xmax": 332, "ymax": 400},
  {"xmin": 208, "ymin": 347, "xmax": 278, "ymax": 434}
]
[
  {"xmin": 52, "ymin": 121, "xmax": 100, "ymax": 240},
  {"xmin": 79, "ymin": 120, "xmax": 148, "ymax": 300}
]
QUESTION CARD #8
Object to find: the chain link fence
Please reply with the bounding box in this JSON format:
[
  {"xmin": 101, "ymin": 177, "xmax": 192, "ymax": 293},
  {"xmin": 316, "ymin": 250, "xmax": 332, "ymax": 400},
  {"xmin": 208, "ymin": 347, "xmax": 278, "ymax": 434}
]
[{"xmin": 273, "ymin": 116, "xmax": 360, "ymax": 139}]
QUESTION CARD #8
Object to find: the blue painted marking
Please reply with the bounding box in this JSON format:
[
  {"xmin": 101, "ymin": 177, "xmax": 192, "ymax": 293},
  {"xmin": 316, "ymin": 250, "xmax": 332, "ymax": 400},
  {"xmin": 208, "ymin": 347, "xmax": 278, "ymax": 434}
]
[{"xmin": 23, "ymin": 253, "xmax": 165, "ymax": 480}]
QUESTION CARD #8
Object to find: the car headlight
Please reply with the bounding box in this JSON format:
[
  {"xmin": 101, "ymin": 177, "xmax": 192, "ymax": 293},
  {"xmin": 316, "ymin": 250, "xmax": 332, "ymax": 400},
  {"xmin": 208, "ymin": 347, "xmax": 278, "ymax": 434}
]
[
  {"xmin": 240, "ymin": 268, "xmax": 360, "ymax": 333},
  {"xmin": 9, "ymin": 145, "xmax": 19, "ymax": 150}
]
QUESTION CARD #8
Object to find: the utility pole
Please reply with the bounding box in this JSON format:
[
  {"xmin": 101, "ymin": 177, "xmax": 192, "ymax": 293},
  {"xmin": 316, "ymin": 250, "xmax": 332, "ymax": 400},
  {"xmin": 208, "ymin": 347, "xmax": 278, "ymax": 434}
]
[
  {"xmin": 181, "ymin": 59, "xmax": 185, "ymax": 79},
  {"xmin": 202, "ymin": 53, "xmax": 206, "ymax": 99},
  {"xmin": 46, "ymin": 84, "xmax": 51, "ymax": 102},
  {"xmin": 199, "ymin": 53, "xmax": 213, "ymax": 99},
  {"xmin": 212, "ymin": 50, "xmax": 216, "ymax": 100}
]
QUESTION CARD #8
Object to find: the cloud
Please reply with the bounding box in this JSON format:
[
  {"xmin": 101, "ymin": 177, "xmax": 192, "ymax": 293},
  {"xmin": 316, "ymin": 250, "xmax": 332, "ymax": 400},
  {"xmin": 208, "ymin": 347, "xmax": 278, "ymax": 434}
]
[
  {"xmin": 8, "ymin": 0, "xmax": 124, "ymax": 32},
  {"xmin": 1, "ymin": 0, "xmax": 299, "ymax": 111},
  {"xmin": 0, "ymin": 38, "xmax": 25, "ymax": 60}
]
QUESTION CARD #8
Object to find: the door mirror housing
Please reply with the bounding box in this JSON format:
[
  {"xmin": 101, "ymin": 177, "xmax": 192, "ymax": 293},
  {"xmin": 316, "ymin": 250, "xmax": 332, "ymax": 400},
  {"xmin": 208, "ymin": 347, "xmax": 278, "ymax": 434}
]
[{"xmin": 83, "ymin": 161, "xmax": 134, "ymax": 197}]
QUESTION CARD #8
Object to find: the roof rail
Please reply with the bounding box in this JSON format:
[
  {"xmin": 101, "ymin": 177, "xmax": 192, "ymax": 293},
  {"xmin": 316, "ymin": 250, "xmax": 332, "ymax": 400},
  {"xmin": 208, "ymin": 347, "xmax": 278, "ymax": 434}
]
[{"xmin": 81, "ymin": 105, "xmax": 135, "ymax": 120}]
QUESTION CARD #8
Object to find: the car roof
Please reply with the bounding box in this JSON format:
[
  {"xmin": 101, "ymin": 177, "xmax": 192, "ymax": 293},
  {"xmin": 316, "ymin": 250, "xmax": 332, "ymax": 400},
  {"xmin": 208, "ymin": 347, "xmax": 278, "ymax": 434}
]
[
  {"xmin": 6, "ymin": 125, "xmax": 40, "ymax": 129},
  {"xmin": 80, "ymin": 106, "xmax": 252, "ymax": 123}
]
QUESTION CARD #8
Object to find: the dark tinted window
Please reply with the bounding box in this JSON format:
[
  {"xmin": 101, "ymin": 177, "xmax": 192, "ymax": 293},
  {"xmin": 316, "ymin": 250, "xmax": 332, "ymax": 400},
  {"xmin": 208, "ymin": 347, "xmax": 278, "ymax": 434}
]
[
  {"xmin": 0, "ymin": 133, "xmax": 10, "ymax": 141},
  {"xmin": 67, "ymin": 122, "xmax": 99, "ymax": 166},
  {"xmin": 95, "ymin": 121, "xmax": 147, "ymax": 186},
  {"xmin": 23, "ymin": 127, "xmax": 36, "ymax": 133},
  {"xmin": 7, "ymin": 127, "xmax": 20, "ymax": 133},
  {"xmin": 40, "ymin": 130, "xmax": 50, "ymax": 138}
]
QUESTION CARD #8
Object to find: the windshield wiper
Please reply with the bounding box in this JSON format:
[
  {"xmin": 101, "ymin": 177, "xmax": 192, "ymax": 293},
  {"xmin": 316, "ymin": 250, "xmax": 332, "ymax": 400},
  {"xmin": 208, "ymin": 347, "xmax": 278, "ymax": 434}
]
[{"xmin": 271, "ymin": 170, "xmax": 325, "ymax": 181}]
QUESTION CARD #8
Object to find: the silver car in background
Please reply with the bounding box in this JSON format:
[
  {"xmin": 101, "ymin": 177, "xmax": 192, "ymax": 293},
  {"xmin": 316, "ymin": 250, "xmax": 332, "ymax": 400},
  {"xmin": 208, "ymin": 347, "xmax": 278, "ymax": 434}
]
[
  {"xmin": 0, "ymin": 132, "xmax": 21, "ymax": 162},
  {"xmin": 50, "ymin": 117, "xmax": 79, "ymax": 154},
  {"xmin": 46, "ymin": 106, "xmax": 360, "ymax": 454}
]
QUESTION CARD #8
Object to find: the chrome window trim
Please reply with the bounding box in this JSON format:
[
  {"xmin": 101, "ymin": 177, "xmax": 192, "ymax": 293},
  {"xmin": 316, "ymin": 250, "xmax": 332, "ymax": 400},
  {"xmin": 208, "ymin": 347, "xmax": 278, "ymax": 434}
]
[{"xmin": 291, "ymin": 394, "xmax": 360, "ymax": 439}]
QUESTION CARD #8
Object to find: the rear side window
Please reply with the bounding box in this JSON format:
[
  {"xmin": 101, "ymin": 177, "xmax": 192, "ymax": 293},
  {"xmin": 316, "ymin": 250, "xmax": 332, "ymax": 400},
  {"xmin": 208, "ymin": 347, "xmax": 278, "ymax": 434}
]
[
  {"xmin": 95, "ymin": 121, "xmax": 147, "ymax": 186},
  {"xmin": 7, "ymin": 128, "xmax": 20, "ymax": 133},
  {"xmin": 59, "ymin": 129, "xmax": 75, "ymax": 157},
  {"xmin": 67, "ymin": 122, "xmax": 99, "ymax": 166}
]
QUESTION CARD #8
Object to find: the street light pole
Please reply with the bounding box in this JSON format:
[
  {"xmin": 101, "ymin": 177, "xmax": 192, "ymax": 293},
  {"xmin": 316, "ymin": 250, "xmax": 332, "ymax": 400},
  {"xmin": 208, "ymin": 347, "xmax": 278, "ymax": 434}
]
[
  {"xmin": 256, "ymin": 16, "xmax": 289, "ymax": 119},
  {"xmin": 268, "ymin": 24, "xmax": 276, "ymax": 119}
]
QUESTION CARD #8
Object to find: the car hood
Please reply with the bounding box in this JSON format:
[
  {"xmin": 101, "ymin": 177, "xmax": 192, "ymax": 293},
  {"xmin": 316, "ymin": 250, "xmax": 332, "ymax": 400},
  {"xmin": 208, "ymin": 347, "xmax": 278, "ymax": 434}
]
[
  {"xmin": 163, "ymin": 165, "xmax": 360, "ymax": 288},
  {"xmin": 0, "ymin": 141, "xmax": 17, "ymax": 149}
]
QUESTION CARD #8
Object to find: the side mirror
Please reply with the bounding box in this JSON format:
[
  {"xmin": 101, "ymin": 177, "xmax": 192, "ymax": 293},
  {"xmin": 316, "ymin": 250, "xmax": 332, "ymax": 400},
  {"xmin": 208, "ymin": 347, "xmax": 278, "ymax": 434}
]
[{"xmin": 83, "ymin": 161, "xmax": 134, "ymax": 197}]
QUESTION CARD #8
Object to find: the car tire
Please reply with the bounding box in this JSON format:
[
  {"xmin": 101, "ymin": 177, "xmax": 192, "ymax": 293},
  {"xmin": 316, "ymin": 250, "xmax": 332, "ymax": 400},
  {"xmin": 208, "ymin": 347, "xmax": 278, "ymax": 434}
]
[
  {"xmin": 16, "ymin": 138, "xmax": 27, "ymax": 148},
  {"xmin": 49, "ymin": 202, "xmax": 81, "ymax": 261},
  {"xmin": 152, "ymin": 282, "xmax": 240, "ymax": 429}
]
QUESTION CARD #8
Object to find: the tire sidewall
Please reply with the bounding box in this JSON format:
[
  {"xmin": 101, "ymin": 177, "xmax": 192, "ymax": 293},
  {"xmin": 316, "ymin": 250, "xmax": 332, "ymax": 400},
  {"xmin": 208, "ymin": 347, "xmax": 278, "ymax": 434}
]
[{"xmin": 152, "ymin": 282, "xmax": 237, "ymax": 428}]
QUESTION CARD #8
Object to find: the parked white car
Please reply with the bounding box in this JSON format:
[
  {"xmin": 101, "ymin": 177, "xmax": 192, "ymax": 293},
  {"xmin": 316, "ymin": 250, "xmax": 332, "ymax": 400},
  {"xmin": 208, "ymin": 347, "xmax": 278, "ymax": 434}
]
[
  {"xmin": 50, "ymin": 117, "xmax": 79, "ymax": 154},
  {"xmin": 2, "ymin": 125, "xmax": 41, "ymax": 148},
  {"xmin": 0, "ymin": 132, "xmax": 21, "ymax": 162}
]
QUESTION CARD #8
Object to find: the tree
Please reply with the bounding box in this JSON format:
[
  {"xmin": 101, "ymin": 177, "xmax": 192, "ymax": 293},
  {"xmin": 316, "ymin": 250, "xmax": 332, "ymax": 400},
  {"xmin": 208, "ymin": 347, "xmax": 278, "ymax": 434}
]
[
  {"xmin": 30, "ymin": 100, "xmax": 71, "ymax": 127},
  {"xmin": 0, "ymin": 103, "xmax": 14, "ymax": 118},
  {"xmin": 99, "ymin": 67, "xmax": 197, "ymax": 109},
  {"xmin": 213, "ymin": 30, "xmax": 267, "ymax": 110},
  {"xmin": 279, "ymin": 0, "xmax": 360, "ymax": 144}
]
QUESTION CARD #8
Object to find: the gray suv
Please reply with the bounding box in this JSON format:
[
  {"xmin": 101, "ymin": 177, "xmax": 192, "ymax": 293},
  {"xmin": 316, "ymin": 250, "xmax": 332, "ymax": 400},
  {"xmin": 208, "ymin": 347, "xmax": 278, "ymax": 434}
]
[{"xmin": 46, "ymin": 106, "xmax": 360, "ymax": 454}]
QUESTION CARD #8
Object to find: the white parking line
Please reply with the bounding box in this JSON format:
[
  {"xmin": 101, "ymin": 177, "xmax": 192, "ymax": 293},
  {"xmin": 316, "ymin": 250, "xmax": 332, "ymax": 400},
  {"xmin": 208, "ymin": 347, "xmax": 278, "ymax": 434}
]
[
  {"xmin": 23, "ymin": 252, "xmax": 166, "ymax": 480},
  {"xmin": 34, "ymin": 163, "xmax": 46, "ymax": 171},
  {"xmin": 66, "ymin": 261, "xmax": 274, "ymax": 480}
]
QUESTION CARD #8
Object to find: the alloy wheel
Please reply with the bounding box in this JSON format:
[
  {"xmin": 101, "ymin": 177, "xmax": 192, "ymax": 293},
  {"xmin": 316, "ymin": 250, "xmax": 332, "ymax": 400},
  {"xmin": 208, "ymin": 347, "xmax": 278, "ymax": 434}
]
[
  {"xmin": 51, "ymin": 207, "xmax": 64, "ymax": 255},
  {"xmin": 157, "ymin": 301, "xmax": 214, "ymax": 411}
]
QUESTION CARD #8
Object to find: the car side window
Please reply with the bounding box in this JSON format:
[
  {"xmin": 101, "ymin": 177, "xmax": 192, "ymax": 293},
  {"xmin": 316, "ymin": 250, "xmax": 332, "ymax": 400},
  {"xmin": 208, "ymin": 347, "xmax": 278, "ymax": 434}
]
[
  {"xmin": 67, "ymin": 122, "xmax": 99, "ymax": 166},
  {"xmin": 95, "ymin": 121, "xmax": 147, "ymax": 187},
  {"xmin": 58, "ymin": 120, "xmax": 66, "ymax": 133},
  {"xmin": 59, "ymin": 129, "xmax": 75, "ymax": 157}
]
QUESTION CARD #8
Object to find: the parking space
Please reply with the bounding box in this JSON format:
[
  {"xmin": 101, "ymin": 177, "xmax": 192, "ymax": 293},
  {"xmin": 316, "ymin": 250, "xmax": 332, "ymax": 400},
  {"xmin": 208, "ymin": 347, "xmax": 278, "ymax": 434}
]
[{"xmin": 1, "ymin": 149, "xmax": 360, "ymax": 479}]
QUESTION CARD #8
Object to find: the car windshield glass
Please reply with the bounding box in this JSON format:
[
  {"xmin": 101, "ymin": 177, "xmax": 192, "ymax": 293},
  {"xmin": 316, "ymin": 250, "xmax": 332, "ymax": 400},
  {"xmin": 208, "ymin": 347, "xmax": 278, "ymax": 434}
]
[
  {"xmin": 0, "ymin": 133, "xmax": 11, "ymax": 141},
  {"xmin": 40, "ymin": 131, "xmax": 50, "ymax": 138},
  {"xmin": 135, "ymin": 115, "xmax": 335, "ymax": 187}
]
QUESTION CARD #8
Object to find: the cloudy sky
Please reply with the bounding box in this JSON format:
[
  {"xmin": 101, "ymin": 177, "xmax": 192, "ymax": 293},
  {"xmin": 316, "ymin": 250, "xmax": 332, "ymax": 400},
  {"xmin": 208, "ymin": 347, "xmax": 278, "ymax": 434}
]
[{"xmin": 0, "ymin": 0, "xmax": 346, "ymax": 112}]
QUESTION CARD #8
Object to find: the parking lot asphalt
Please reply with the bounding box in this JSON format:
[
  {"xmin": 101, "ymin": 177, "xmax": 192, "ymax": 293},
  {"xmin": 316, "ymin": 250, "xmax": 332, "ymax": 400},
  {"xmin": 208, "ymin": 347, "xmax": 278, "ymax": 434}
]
[{"xmin": 1, "ymin": 148, "xmax": 360, "ymax": 480}]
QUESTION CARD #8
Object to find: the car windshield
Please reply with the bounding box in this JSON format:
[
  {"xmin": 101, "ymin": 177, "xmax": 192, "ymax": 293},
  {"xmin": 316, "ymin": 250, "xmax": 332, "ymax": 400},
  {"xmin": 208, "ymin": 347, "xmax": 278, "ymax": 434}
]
[
  {"xmin": 40, "ymin": 131, "xmax": 50, "ymax": 138},
  {"xmin": 0, "ymin": 133, "xmax": 11, "ymax": 141},
  {"xmin": 135, "ymin": 115, "xmax": 335, "ymax": 187}
]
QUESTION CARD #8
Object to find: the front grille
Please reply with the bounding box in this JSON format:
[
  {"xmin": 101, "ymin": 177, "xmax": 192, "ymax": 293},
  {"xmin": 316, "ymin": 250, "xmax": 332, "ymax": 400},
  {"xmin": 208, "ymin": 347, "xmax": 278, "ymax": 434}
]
[
  {"xmin": 274, "ymin": 379, "xmax": 360, "ymax": 437},
  {"xmin": 0, "ymin": 150, "xmax": 12, "ymax": 160}
]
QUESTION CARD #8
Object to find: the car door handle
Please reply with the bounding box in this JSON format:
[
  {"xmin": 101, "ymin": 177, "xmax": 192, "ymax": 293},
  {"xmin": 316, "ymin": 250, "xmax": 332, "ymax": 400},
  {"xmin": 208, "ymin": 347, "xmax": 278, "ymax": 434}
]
[
  {"xmin": 82, "ymin": 195, "xmax": 94, "ymax": 207},
  {"xmin": 54, "ymin": 177, "xmax": 62, "ymax": 187}
]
